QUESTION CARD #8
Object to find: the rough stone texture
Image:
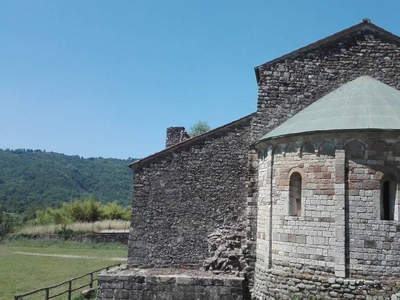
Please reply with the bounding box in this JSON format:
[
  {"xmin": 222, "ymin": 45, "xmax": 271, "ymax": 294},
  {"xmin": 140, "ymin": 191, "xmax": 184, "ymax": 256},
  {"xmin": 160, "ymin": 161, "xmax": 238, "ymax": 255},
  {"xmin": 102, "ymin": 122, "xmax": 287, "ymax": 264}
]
[
  {"xmin": 128, "ymin": 115, "xmax": 253, "ymax": 269},
  {"xmin": 252, "ymin": 26, "xmax": 400, "ymax": 141},
  {"xmin": 166, "ymin": 127, "xmax": 190, "ymax": 148},
  {"xmin": 248, "ymin": 25, "xmax": 400, "ymax": 283},
  {"xmin": 249, "ymin": 23, "xmax": 400, "ymax": 299},
  {"xmin": 252, "ymin": 265, "xmax": 400, "ymax": 300},
  {"xmin": 202, "ymin": 227, "xmax": 246, "ymax": 274},
  {"xmin": 272, "ymin": 148, "xmax": 335, "ymax": 272},
  {"xmin": 245, "ymin": 149, "xmax": 259, "ymax": 288},
  {"xmin": 346, "ymin": 137, "xmax": 400, "ymax": 279},
  {"xmin": 97, "ymin": 266, "xmax": 248, "ymax": 300},
  {"xmin": 254, "ymin": 131, "xmax": 400, "ymax": 298},
  {"xmin": 100, "ymin": 21, "xmax": 400, "ymax": 300}
]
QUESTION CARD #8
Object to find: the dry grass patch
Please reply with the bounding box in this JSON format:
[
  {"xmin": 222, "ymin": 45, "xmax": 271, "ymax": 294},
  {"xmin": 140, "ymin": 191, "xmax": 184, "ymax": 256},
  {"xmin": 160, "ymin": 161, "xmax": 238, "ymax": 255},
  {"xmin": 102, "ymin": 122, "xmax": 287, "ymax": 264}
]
[{"xmin": 16, "ymin": 220, "xmax": 130, "ymax": 235}]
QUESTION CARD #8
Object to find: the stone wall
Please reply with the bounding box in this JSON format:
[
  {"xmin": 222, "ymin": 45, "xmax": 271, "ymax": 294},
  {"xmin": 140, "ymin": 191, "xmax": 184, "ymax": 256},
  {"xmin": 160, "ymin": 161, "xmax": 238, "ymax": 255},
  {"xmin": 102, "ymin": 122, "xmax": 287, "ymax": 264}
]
[
  {"xmin": 247, "ymin": 24, "xmax": 400, "ymax": 297},
  {"xmin": 13, "ymin": 232, "xmax": 129, "ymax": 245},
  {"xmin": 249, "ymin": 23, "xmax": 400, "ymax": 298},
  {"xmin": 97, "ymin": 266, "xmax": 248, "ymax": 300},
  {"xmin": 256, "ymin": 136, "xmax": 338, "ymax": 279},
  {"xmin": 245, "ymin": 149, "xmax": 259, "ymax": 287},
  {"xmin": 253, "ymin": 265, "xmax": 400, "ymax": 300},
  {"xmin": 128, "ymin": 114, "xmax": 253, "ymax": 269},
  {"xmin": 270, "ymin": 149, "xmax": 336, "ymax": 273},
  {"xmin": 252, "ymin": 24, "xmax": 400, "ymax": 142},
  {"xmin": 120, "ymin": 22, "xmax": 400, "ymax": 299},
  {"xmin": 254, "ymin": 132, "xmax": 400, "ymax": 298},
  {"xmin": 346, "ymin": 138, "xmax": 400, "ymax": 279}
]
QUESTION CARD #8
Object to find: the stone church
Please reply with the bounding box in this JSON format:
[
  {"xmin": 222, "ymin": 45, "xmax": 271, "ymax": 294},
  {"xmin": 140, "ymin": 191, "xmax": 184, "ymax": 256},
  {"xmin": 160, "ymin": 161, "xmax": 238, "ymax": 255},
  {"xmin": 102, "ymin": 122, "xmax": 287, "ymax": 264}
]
[{"xmin": 98, "ymin": 20, "xmax": 400, "ymax": 299}]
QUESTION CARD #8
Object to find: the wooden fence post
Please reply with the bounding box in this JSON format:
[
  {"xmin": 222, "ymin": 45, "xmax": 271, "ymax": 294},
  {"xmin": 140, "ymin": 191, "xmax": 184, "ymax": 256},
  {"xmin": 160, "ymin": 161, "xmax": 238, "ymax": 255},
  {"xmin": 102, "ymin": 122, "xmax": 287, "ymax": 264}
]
[
  {"xmin": 68, "ymin": 281, "xmax": 72, "ymax": 300},
  {"xmin": 45, "ymin": 288, "xmax": 49, "ymax": 300},
  {"xmin": 90, "ymin": 272, "xmax": 94, "ymax": 288}
]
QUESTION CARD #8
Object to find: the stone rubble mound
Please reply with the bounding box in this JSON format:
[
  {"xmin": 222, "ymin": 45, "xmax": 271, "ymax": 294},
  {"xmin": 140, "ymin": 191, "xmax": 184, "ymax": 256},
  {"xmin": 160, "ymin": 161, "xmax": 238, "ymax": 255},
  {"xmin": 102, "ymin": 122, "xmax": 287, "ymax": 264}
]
[{"xmin": 202, "ymin": 227, "xmax": 246, "ymax": 275}]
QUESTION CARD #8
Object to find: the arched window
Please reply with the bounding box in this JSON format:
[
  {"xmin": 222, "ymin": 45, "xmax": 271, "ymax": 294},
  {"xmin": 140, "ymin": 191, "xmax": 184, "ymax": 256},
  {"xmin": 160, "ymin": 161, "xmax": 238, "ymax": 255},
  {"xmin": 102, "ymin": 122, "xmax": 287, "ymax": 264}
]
[
  {"xmin": 301, "ymin": 142, "xmax": 315, "ymax": 155},
  {"xmin": 381, "ymin": 177, "xmax": 396, "ymax": 220},
  {"xmin": 371, "ymin": 140, "xmax": 387, "ymax": 153},
  {"xmin": 345, "ymin": 140, "xmax": 365, "ymax": 159},
  {"xmin": 319, "ymin": 141, "xmax": 336, "ymax": 157},
  {"xmin": 289, "ymin": 172, "xmax": 302, "ymax": 217}
]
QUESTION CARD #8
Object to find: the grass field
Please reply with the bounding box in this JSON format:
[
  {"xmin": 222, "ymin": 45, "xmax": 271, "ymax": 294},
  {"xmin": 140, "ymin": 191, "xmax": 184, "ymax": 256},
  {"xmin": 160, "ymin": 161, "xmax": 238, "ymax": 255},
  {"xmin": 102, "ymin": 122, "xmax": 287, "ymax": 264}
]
[{"xmin": 0, "ymin": 238, "xmax": 128, "ymax": 300}]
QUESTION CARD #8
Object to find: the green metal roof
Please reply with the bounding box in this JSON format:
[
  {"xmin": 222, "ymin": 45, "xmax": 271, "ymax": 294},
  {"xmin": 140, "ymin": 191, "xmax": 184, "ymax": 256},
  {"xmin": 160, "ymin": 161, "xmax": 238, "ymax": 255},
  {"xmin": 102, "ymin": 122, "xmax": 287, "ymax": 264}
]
[{"xmin": 259, "ymin": 76, "xmax": 400, "ymax": 141}]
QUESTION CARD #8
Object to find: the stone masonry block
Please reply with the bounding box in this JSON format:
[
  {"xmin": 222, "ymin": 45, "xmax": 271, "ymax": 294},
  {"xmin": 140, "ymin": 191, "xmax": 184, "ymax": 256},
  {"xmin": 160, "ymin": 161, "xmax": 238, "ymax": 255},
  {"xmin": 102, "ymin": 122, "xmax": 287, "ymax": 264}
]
[
  {"xmin": 175, "ymin": 276, "xmax": 194, "ymax": 285},
  {"xmin": 114, "ymin": 289, "xmax": 130, "ymax": 299}
]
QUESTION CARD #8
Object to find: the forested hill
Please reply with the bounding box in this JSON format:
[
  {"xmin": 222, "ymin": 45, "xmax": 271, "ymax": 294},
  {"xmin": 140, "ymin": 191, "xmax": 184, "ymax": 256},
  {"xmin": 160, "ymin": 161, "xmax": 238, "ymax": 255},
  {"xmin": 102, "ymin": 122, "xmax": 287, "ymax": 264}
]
[{"xmin": 0, "ymin": 149, "xmax": 136, "ymax": 213}]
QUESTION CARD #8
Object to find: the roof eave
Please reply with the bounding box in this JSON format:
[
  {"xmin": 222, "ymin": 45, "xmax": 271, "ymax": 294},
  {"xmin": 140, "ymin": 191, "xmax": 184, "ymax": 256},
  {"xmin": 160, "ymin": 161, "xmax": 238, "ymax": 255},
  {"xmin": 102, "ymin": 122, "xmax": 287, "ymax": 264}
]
[
  {"xmin": 254, "ymin": 20, "xmax": 400, "ymax": 80},
  {"xmin": 255, "ymin": 128, "xmax": 400, "ymax": 150},
  {"xmin": 129, "ymin": 113, "xmax": 255, "ymax": 170}
]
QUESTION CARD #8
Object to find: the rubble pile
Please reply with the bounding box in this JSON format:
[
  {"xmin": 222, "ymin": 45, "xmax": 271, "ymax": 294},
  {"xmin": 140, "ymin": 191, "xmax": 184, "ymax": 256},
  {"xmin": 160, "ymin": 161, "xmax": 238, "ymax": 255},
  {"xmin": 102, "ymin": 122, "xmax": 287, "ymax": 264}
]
[{"xmin": 202, "ymin": 227, "xmax": 246, "ymax": 275}]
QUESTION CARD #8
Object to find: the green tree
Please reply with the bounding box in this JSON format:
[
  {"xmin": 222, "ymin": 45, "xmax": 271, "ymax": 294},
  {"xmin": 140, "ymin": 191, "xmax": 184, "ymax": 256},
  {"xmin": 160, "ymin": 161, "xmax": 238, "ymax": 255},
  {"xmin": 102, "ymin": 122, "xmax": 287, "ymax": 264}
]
[
  {"xmin": 0, "ymin": 149, "xmax": 135, "ymax": 213},
  {"xmin": 63, "ymin": 196, "xmax": 102, "ymax": 222},
  {"xmin": 102, "ymin": 201, "xmax": 131, "ymax": 220},
  {"xmin": 188, "ymin": 121, "xmax": 210, "ymax": 137}
]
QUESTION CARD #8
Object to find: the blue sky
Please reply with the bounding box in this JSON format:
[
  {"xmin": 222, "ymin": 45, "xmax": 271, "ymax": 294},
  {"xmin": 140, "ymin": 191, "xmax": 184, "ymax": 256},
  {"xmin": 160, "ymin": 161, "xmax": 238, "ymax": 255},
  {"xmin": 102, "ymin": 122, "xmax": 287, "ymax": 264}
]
[{"xmin": 1, "ymin": 0, "xmax": 400, "ymax": 159}]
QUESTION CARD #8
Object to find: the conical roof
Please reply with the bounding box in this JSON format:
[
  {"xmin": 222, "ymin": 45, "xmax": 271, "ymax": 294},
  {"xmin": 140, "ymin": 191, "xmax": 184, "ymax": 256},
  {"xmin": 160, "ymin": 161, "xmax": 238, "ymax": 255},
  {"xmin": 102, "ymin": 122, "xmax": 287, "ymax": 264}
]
[{"xmin": 259, "ymin": 76, "xmax": 400, "ymax": 142}]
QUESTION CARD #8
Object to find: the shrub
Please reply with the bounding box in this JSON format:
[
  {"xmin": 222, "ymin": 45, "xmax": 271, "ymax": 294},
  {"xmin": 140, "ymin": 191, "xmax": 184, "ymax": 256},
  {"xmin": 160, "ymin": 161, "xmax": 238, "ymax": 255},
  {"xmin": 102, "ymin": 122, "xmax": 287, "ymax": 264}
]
[
  {"xmin": 101, "ymin": 201, "xmax": 130, "ymax": 220},
  {"xmin": 64, "ymin": 197, "xmax": 102, "ymax": 222},
  {"xmin": 32, "ymin": 196, "xmax": 130, "ymax": 225}
]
